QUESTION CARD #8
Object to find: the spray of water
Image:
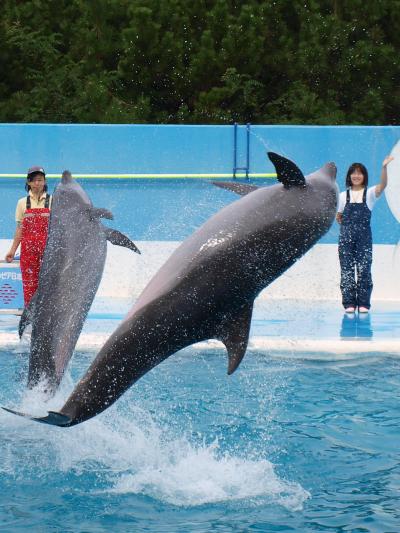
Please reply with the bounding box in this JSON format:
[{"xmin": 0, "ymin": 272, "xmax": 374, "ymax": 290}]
[
  {"xmin": 0, "ymin": 353, "xmax": 309, "ymax": 511},
  {"xmin": 249, "ymin": 130, "xmax": 291, "ymax": 161}
]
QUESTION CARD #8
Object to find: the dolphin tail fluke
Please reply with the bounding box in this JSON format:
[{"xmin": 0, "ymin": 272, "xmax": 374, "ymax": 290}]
[
  {"xmin": 267, "ymin": 152, "xmax": 305, "ymax": 189},
  {"xmin": 218, "ymin": 302, "xmax": 254, "ymax": 375},
  {"xmin": 18, "ymin": 292, "xmax": 38, "ymax": 338},
  {"xmin": 19, "ymin": 308, "xmax": 31, "ymax": 338},
  {"xmin": 2, "ymin": 406, "xmax": 72, "ymax": 427},
  {"xmin": 103, "ymin": 227, "xmax": 141, "ymax": 254}
]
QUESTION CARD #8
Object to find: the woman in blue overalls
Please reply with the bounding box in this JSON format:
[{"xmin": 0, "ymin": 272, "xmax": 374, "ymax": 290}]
[{"xmin": 336, "ymin": 156, "xmax": 393, "ymax": 313}]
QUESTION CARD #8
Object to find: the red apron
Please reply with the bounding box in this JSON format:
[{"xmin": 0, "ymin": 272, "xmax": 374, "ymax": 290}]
[{"xmin": 20, "ymin": 194, "xmax": 51, "ymax": 306}]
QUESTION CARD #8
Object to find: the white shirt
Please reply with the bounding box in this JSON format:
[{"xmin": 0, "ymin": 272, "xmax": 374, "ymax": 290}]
[{"xmin": 337, "ymin": 186, "xmax": 378, "ymax": 213}]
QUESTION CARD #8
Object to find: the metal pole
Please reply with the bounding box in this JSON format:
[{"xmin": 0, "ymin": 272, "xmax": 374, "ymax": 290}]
[
  {"xmin": 233, "ymin": 122, "xmax": 238, "ymax": 179},
  {"xmin": 246, "ymin": 123, "xmax": 251, "ymax": 179}
]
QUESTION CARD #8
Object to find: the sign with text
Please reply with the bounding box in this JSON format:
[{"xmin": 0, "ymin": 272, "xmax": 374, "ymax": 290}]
[{"xmin": 0, "ymin": 262, "xmax": 23, "ymax": 310}]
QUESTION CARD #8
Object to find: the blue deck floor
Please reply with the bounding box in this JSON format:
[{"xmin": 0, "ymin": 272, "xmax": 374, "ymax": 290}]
[
  {"xmin": 1, "ymin": 299, "xmax": 399, "ymax": 355},
  {"xmin": 251, "ymin": 300, "xmax": 400, "ymax": 340}
]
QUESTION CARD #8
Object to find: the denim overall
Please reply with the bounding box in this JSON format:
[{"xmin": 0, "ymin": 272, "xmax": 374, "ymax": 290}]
[{"xmin": 338, "ymin": 188, "xmax": 373, "ymax": 309}]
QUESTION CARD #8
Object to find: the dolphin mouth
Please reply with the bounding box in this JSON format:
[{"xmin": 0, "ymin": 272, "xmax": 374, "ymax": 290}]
[
  {"xmin": 325, "ymin": 162, "xmax": 337, "ymax": 181},
  {"xmin": 61, "ymin": 170, "xmax": 73, "ymax": 183}
]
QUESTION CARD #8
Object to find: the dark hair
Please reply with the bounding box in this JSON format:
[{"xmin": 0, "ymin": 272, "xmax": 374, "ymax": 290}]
[
  {"xmin": 25, "ymin": 172, "xmax": 48, "ymax": 192},
  {"xmin": 345, "ymin": 163, "xmax": 368, "ymax": 188}
]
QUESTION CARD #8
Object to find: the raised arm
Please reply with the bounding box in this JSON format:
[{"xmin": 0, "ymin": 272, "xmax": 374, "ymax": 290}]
[{"xmin": 375, "ymin": 155, "xmax": 394, "ymax": 197}]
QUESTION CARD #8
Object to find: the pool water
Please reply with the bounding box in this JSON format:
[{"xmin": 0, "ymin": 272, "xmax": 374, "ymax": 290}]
[{"xmin": 1, "ymin": 345, "xmax": 399, "ymax": 531}]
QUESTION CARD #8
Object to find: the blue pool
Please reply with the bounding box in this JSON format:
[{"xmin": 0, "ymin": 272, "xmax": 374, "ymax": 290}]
[
  {"xmin": 1, "ymin": 303, "xmax": 400, "ymax": 532},
  {"xmin": 1, "ymin": 169, "xmax": 400, "ymax": 531}
]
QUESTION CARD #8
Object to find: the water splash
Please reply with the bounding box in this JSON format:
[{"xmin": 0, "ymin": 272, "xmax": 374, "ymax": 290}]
[
  {"xmin": 249, "ymin": 129, "xmax": 270, "ymax": 151},
  {"xmin": 249, "ymin": 130, "xmax": 291, "ymax": 160},
  {"xmin": 0, "ymin": 364, "xmax": 309, "ymax": 512},
  {"xmin": 110, "ymin": 435, "xmax": 309, "ymax": 509}
]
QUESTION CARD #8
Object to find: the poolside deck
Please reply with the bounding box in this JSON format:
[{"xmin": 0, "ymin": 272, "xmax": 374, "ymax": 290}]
[{"xmin": 1, "ymin": 299, "xmax": 399, "ymax": 355}]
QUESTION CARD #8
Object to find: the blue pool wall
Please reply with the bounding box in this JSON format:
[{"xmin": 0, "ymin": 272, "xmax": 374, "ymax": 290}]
[
  {"xmin": 0, "ymin": 123, "xmax": 399, "ymax": 246},
  {"xmin": 0, "ymin": 123, "xmax": 399, "ymax": 179},
  {"xmin": 0, "ymin": 124, "xmax": 399, "ymax": 303}
]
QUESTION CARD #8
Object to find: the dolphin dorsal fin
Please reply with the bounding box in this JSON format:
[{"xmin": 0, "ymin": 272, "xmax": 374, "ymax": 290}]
[
  {"xmin": 268, "ymin": 152, "xmax": 305, "ymax": 189},
  {"xmin": 212, "ymin": 181, "xmax": 259, "ymax": 196},
  {"xmin": 218, "ymin": 302, "xmax": 254, "ymax": 374}
]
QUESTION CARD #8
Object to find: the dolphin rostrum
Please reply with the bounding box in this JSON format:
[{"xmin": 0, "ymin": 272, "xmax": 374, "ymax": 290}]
[
  {"xmin": 4, "ymin": 153, "xmax": 337, "ymax": 426},
  {"xmin": 19, "ymin": 170, "xmax": 140, "ymax": 394}
]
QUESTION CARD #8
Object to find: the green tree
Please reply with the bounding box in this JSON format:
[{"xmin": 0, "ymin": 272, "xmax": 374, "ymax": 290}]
[{"xmin": 0, "ymin": 0, "xmax": 398, "ymax": 124}]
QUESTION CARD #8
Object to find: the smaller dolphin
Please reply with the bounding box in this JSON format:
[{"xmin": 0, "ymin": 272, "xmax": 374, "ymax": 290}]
[
  {"xmin": 19, "ymin": 170, "xmax": 140, "ymax": 394},
  {"xmin": 4, "ymin": 153, "xmax": 337, "ymax": 426}
]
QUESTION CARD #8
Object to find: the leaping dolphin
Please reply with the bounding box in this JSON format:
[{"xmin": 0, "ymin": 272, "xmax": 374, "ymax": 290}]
[
  {"xmin": 4, "ymin": 153, "xmax": 337, "ymax": 426},
  {"xmin": 19, "ymin": 170, "xmax": 140, "ymax": 394}
]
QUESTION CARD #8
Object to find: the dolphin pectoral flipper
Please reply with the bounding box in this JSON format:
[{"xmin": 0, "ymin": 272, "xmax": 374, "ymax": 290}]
[
  {"xmin": 18, "ymin": 292, "xmax": 38, "ymax": 338},
  {"xmin": 88, "ymin": 207, "xmax": 114, "ymax": 220},
  {"xmin": 103, "ymin": 227, "xmax": 141, "ymax": 254},
  {"xmin": 212, "ymin": 182, "xmax": 259, "ymax": 196},
  {"xmin": 268, "ymin": 152, "xmax": 305, "ymax": 189},
  {"xmin": 2, "ymin": 406, "xmax": 72, "ymax": 427},
  {"xmin": 218, "ymin": 302, "xmax": 254, "ymax": 375}
]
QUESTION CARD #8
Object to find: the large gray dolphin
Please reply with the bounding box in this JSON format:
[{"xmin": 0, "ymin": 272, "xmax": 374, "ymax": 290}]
[
  {"xmin": 4, "ymin": 153, "xmax": 337, "ymax": 426},
  {"xmin": 19, "ymin": 171, "xmax": 140, "ymax": 393}
]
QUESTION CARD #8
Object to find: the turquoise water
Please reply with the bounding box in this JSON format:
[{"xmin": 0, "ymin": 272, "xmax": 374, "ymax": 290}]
[{"xmin": 1, "ymin": 345, "xmax": 399, "ymax": 531}]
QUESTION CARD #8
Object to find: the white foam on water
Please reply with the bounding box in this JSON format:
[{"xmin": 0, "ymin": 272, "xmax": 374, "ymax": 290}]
[
  {"xmin": 109, "ymin": 436, "xmax": 309, "ymax": 510},
  {"xmin": 68, "ymin": 406, "xmax": 308, "ymax": 510},
  {"xmin": 1, "ymin": 383, "xmax": 309, "ymax": 511}
]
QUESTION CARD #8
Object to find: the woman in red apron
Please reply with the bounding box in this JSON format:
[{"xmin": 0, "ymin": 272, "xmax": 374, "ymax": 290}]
[{"xmin": 5, "ymin": 166, "xmax": 51, "ymax": 307}]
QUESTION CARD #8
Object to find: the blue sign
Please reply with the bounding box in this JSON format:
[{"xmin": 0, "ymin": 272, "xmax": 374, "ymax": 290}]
[{"xmin": 0, "ymin": 263, "xmax": 24, "ymax": 310}]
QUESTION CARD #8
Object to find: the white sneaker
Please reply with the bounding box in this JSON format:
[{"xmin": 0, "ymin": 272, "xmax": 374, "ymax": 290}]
[
  {"xmin": 358, "ymin": 306, "xmax": 369, "ymax": 313},
  {"xmin": 345, "ymin": 307, "xmax": 355, "ymax": 313}
]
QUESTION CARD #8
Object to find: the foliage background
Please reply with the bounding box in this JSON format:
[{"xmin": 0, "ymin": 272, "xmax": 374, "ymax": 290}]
[{"xmin": 0, "ymin": 0, "xmax": 399, "ymax": 124}]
